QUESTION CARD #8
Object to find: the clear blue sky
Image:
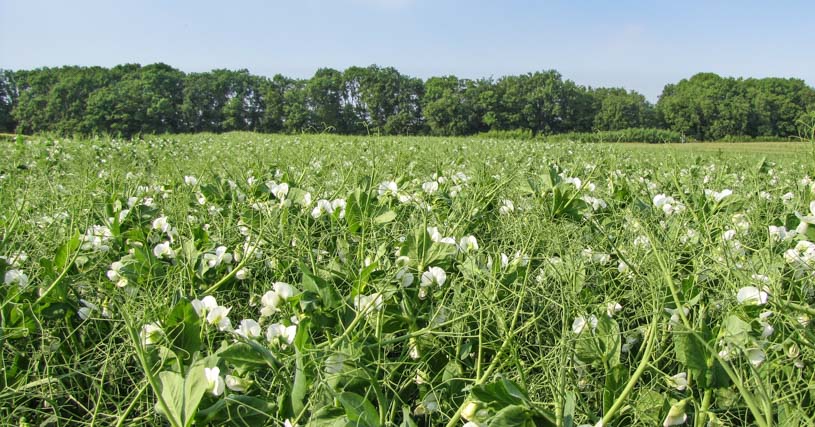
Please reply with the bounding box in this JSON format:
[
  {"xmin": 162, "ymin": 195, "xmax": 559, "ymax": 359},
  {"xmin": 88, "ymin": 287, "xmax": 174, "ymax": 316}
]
[{"xmin": 1, "ymin": 0, "xmax": 813, "ymax": 101}]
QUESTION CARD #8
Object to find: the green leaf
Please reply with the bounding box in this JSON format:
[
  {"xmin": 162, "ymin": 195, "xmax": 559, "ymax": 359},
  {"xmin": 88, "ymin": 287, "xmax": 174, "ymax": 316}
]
[
  {"xmin": 471, "ymin": 379, "xmax": 529, "ymax": 408},
  {"xmin": 373, "ymin": 210, "xmax": 396, "ymax": 224},
  {"xmin": 301, "ymin": 265, "xmax": 340, "ymax": 309},
  {"xmin": 399, "ymin": 407, "xmax": 418, "ymax": 427},
  {"xmin": 156, "ymin": 362, "xmax": 209, "ymax": 427},
  {"xmin": 489, "ymin": 405, "xmax": 530, "ymax": 426},
  {"xmin": 54, "ymin": 232, "xmax": 80, "ymax": 272},
  {"xmin": 634, "ymin": 390, "xmax": 668, "ymax": 425},
  {"xmin": 595, "ymin": 315, "xmax": 621, "ymax": 367},
  {"xmin": 338, "ymin": 392, "xmax": 379, "ymax": 427},
  {"xmin": 218, "ymin": 342, "xmax": 276, "ymax": 371},
  {"xmin": 180, "ymin": 239, "xmax": 199, "ymax": 270},
  {"xmin": 182, "ymin": 364, "xmax": 210, "ymax": 426},
  {"xmin": 197, "ymin": 394, "xmax": 276, "ymax": 426},
  {"xmin": 673, "ymin": 327, "xmax": 708, "ymax": 372},
  {"xmin": 563, "ymin": 392, "xmax": 575, "ymax": 427},
  {"xmin": 603, "ymin": 364, "xmax": 628, "ymax": 414},
  {"xmin": 306, "ymin": 406, "xmax": 347, "ymax": 427},
  {"xmin": 156, "ymin": 371, "xmax": 185, "ymax": 426},
  {"xmin": 722, "ymin": 315, "xmax": 751, "ymax": 346},
  {"xmin": 164, "ymin": 299, "xmax": 202, "ymax": 363},
  {"xmin": 291, "ymin": 331, "xmax": 310, "ymax": 417}
]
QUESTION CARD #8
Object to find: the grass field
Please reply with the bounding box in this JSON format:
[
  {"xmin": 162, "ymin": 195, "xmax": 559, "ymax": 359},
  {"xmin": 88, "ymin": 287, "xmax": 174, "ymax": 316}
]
[{"xmin": 2, "ymin": 133, "xmax": 815, "ymax": 426}]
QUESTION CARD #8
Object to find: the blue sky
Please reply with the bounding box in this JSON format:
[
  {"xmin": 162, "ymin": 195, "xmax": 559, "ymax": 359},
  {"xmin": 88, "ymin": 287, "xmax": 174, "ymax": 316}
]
[{"xmin": 1, "ymin": 0, "xmax": 813, "ymax": 101}]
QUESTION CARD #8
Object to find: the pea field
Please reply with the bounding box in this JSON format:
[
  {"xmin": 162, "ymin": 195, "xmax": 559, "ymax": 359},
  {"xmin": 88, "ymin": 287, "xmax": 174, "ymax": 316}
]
[{"xmin": 2, "ymin": 133, "xmax": 815, "ymax": 427}]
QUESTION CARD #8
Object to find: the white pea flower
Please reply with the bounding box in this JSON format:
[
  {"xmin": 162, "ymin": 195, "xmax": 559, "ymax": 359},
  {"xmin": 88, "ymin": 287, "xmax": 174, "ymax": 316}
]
[
  {"xmin": 353, "ymin": 293, "xmax": 385, "ymax": 314},
  {"xmin": 408, "ymin": 338, "xmax": 421, "ymax": 360},
  {"xmin": 266, "ymin": 323, "xmax": 297, "ymax": 347},
  {"xmin": 260, "ymin": 282, "xmax": 296, "ymax": 316},
  {"xmin": 106, "ymin": 261, "xmax": 129, "ymax": 288},
  {"xmin": 396, "ymin": 268, "xmax": 414, "ymax": 287},
  {"xmin": 745, "ymin": 348, "xmax": 765, "ymax": 367},
  {"xmin": 225, "ymin": 375, "xmax": 252, "ymax": 392},
  {"xmin": 78, "ymin": 300, "xmax": 98, "ymax": 320},
  {"xmin": 621, "ymin": 334, "xmax": 639, "ymax": 353},
  {"xmin": 261, "ymin": 290, "xmax": 282, "ymax": 316},
  {"xmin": 203, "ymin": 246, "xmax": 233, "ymax": 268},
  {"xmin": 204, "ymin": 367, "xmax": 225, "ymax": 396},
  {"xmin": 80, "ymin": 225, "xmax": 113, "ymax": 252},
  {"xmin": 662, "ymin": 399, "xmax": 688, "ymax": 426},
  {"xmin": 192, "ymin": 295, "xmax": 219, "ymax": 317},
  {"xmin": 153, "ymin": 241, "xmax": 175, "ymax": 259},
  {"xmin": 457, "ymin": 235, "xmax": 479, "ymax": 253},
  {"xmin": 653, "ymin": 194, "xmax": 685, "ymax": 216},
  {"xmin": 759, "ymin": 316, "xmax": 774, "ymax": 338},
  {"xmin": 732, "ymin": 214, "xmax": 750, "ymax": 233},
  {"xmin": 606, "ymin": 302, "xmax": 623, "ymax": 317},
  {"xmin": 665, "ymin": 307, "xmax": 689, "ymax": 325},
  {"xmin": 152, "ymin": 216, "xmax": 171, "ymax": 233},
  {"xmin": 736, "ymin": 286, "xmax": 769, "ymax": 306},
  {"xmin": 420, "ymin": 267, "xmax": 447, "ymax": 287},
  {"xmin": 633, "ymin": 235, "xmax": 650, "ymax": 248},
  {"xmin": 331, "ymin": 199, "xmax": 347, "ymax": 218},
  {"xmin": 784, "ymin": 240, "xmax": 815, "ymax": 275},
  {"xmin": 704, "ymin": 189, "xmax": 733, "ymax": 203},
  {"xmin": 269, "ymin": 182, "xmax": 289, "ymax": 201},
  {"xmin": 422, "ymin": 181, "xmax": 439, "ymax": 194},
  {"xmin": 572, "ymin": 315, "xmax": 598, "ymax": 334},
  {"xmin": 0, "ymin": 251, "xmax": 27, "ymax": 268},
  {"xmin": 795, "ymin": 201, "xmax": 815, "ymax": 235},
  {"xmin": 416, "ymin": 391, "xmax": 440, "ymax": 414},
  {"xmin": 562, "ymin": 176, "xmax": 582, "ymax": 188},
  {"xmin": 235, "ymin": 319, "xmax": 261, "ymax": 339},
  {"xmin": 498, "ymin": 199, "xmax": 515, "ymax": 215},
  {"xmin": 378, "ymin": 180, "xmax": 399, "ymax": 197},
  {"xmin": 206, "ymin": 305, "xmax": 233, "ymax": 331},
  {"xmin": 769, "ymin": 225, "xmax": 795, "ymax": 242},
  {"xmin": 311, "ymin": 199, "xmax": 334, "ymax": 218},
  {"xmin": 432, "ymin": 234, "xmax": 456, "ymax": 246},
  {"xmin": 581, "ymin": 195, "xmax": 607, "ymax": 211},
  {"xmin": 235, "ymin": 268, "xmax": 249, "ymax": 280},
  {"xmin": 617, "ymin": 261, "xmax": 630, "ymax": 275},
  {"xmin": 4, "ymin": 269, "xmax": 29, "ymax": 288},
  {"xmin": 140, "ymin": 322, "xmax": 163, "ymax": 346},
  {"xmin": 183, "ymin": 175, "xmax": 198, "ymax": 186},
  {"xmin": 667, "ymin": 372, "xmax": 688, "ymax": 391},
  {"xmin": 274, "ymin": 282, "xmax": 295, "ymax": 300}
]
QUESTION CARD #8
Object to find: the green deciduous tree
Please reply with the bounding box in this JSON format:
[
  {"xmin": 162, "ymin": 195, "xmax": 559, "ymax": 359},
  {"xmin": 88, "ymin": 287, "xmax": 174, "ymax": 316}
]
[
  {"xmin": 85, "ymin": 63, "xmax": 184, "ymax": 136},
  {"xmin": 0, "ymin": 69, "xmax": 17, "ymax": 132},
  {"xmin": 3, "ymin": 64, "xmax": 813, "ymax": 140},
  {"xmin": 591, "ymin": 88, "xmax": 655, "ymax": 131}
]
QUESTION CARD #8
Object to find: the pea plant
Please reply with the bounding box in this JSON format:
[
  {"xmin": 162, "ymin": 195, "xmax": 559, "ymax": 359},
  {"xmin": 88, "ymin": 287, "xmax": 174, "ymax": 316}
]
[{"xmin": 2, "ymin": 133, "xmax": 815, "ymax": 426}]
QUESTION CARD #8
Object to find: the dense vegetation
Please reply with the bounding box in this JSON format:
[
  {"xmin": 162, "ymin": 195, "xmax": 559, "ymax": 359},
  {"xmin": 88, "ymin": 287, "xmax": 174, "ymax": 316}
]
[
  {"xmin": 1, "ymin": 65, "xmax": 813, "ymax": 140},
  {"xmin": 3, "ymin": 133, "xmax": 815, "ymax": 426}
]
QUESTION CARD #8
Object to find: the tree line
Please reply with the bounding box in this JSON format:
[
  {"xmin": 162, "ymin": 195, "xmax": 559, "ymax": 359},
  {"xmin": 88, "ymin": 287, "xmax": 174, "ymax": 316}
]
[{"xmin": 0, "ymin": 64, "xmax": 813, "ymax": 140}]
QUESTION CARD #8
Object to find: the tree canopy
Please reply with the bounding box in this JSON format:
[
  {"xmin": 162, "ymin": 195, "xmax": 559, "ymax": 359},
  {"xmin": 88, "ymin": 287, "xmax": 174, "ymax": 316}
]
[{"xmin": 1, "ymin": 64, "xmax": 813, "ymax": 140}]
